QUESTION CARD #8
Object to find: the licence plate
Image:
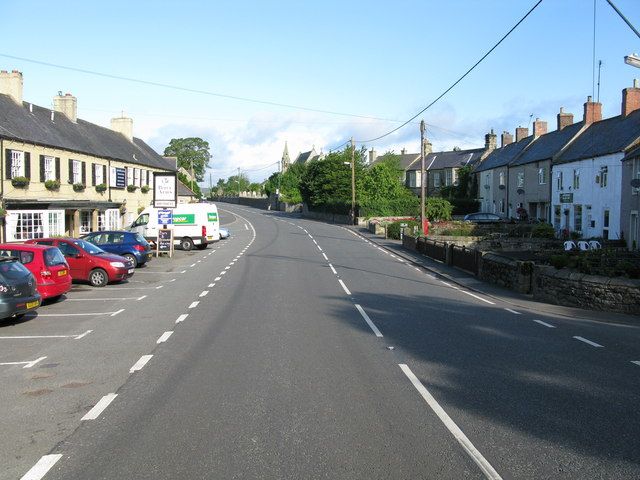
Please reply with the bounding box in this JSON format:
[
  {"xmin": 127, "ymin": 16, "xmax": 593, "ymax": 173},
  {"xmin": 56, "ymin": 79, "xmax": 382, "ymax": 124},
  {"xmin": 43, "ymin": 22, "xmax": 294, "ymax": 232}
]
[
  {"xmin": 26, "ymin": 301, "xmax": 39, "ymax": 309},
  {"xmin": 207, "ymin": 236, "xmax": 213, "ymax": 240},
  {"xmin": 128, "ymin": 269, "xmax": 134, "ymax": 274},
  {"xmin": 58, "ymin": 270, "xmax": 67, "ymax": 276}
]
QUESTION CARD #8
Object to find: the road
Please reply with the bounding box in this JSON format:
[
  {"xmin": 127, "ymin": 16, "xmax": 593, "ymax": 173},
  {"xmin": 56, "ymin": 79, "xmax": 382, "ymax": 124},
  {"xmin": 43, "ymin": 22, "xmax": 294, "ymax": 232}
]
[{"xmin": 5, "ymin": 204, "xmax": 640, "ymax": 479}]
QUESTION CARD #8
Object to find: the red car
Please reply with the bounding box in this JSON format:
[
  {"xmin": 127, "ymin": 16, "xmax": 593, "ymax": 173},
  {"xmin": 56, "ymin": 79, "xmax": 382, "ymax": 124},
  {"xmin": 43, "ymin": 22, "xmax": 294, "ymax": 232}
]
[
  {"xmin": 0, "ymin": 243, "xmax": 72, "ymax": 301},
  {"xmin": 26, "ymin": 238, "xmax": 135, "ymax": 287}
]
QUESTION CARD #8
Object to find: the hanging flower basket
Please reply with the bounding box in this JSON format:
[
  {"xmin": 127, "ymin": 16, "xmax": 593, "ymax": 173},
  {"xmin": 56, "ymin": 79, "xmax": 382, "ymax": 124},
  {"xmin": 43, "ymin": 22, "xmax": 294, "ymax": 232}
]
[
  {"xmin": 11, "ymin": 176, "xmax": 29, "ymax": 188},
  {"xmin": 0, "ymin": 207, "xmax": 6, "ymax": 218},
  {"xmin": 73, "ymin": 183, "xmax": 86, "ymax": 192},
  {"xmin": 140, "ymin": 185, "xmax": 150, "ymax": 194},
  {"xmin": 95, "ymin": 183, "xmax": 107, "ymax": 193},
  {"xmin": 127, "ymin": 185, "xmax": 138, "ymax": 193},
  {"xmin": 45, "ymin": 179, "xmax": 60, "ymax": 191}
]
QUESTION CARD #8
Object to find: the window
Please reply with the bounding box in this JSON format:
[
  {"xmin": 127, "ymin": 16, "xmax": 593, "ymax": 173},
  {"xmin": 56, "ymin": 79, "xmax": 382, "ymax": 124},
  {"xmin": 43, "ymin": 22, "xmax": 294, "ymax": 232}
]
[
  {"xmin": 445, "ymin": 170, "xmax": 453, "ymax": 186},
  {"xmin": 557, "ymin": 171, "xmax": 563, "ymax": 190},
  {"xmin": 633, "ymin": 159, "xmax": 640, "ymax": 195},
  {"xmin": 148, "ymin": 171, "xmax": 154, "ymax": 189},
  {"xmin": 142, "ymin": 170, "xmax": 147, "ymax": 186},
  {"xmin": 433, "ymin": 173, "xmax": 441, "ymax": 188},
  {"xmin": 57, "ymin": 242, "xmax": 80, "ymax": 257},
  {"xmin": 72, "ymin": 160, "xmax": 82, "ymax": 184},
  {"xmin": 517, "ymin": 172, "xmax": 524, "ymax": 188},
  {"xmin": 44, "ymin": 248, "xmax": 66, "ymax": 267},
  {"xmin": 603, "ymin": 209, "xmax": 610, "ymax": 239},
  {"xmin": 499, "ymin": 199, "xmax": 505, "ymax": 214},
  {"xmin": 133, "ymin": 213, "xmax": 149, "ymax": 227},
  {"xmin": 106, "ymin": 209, "xmax": 120, "ymax": 230},
  {"xmin": 573, "ymin": 169, "xmax": 580, "ymax": 189},
  {"xmin": 406, "ymin": 171, "xmax": 416, "ymax": 188},
  {"xmin": 79, "ymin": 211, "xmax": 92, "ymax": 234},
  {"xmin": 12, "ymin": 212, "xmax": 44, "ymax": 240},
  {"xmin": 134, "ymin": 168, "xmax": 140, "ymax": 186},
  {"xmin": 95, "ymin": 164, "xmax": 104, "ymax": 185},
  {"xmin": 574, "ymin": 204, "xmax": 582, "ymax": 232},
  {"xmin": 600, "ymin": 166, "xmax": 608, "ymax": 188},
  {"xmin": 538, "ymin": 167, "xmax": 546, "ymax": 185},
  {"xmin": 48, "ymin": 212, "xmax": 63, "ymax": 237},
  {"xmin": 11, "ymin": 150, "xmax": 24, "ymax": 178},
  {"xmin": 126, "ymin": 167, "xmax": 133, "ymax": 186},
  {"xmin": 484, "ymin": 173, "xmax": 490, "ymax": 189},
  {"xmin": 43, "ymin": 156, "xmax": 55, "ymax": 181},
  {"xmin": 0, "ymin": 250, "xmax": 34, "ymax": 264},
  {"xmin": 109, "ymin": 233, "xmax": 125, "ymax": 243},
  {"xmin": 554, "ymin": 205, "xmax": 561, "ymax": 230},
  {"xmin": 499, "ymin": 171, "xmax": 505, "ymax": 186}
]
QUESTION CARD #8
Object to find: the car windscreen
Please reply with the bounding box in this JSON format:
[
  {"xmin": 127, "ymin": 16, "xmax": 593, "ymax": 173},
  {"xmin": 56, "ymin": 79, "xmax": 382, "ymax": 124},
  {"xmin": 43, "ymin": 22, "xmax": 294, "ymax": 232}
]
[
  {"xmin": 72, "ymin": 239, "xmax": 105, "ymax": 255},
  {"xmin": 44, "ymin": 248, "xmax": 67, "ymax": 267},
  {"xmin": 0, "ymin": 260, "xmax": 31, "ymax": 281}
]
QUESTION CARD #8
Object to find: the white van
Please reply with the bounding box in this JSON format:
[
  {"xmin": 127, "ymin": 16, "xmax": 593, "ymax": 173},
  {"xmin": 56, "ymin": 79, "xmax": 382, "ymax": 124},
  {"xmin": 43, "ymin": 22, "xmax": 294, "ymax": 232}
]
[{"xmin": 128, "ymin": 203, "xmax": 220, "ymax": 251}]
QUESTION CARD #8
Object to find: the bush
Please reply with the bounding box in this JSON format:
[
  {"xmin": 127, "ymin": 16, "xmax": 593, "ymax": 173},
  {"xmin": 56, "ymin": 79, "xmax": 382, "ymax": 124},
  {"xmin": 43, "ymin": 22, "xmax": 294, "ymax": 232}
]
[
  {"xmin": 449, "ymin": 198, "xmax": 480, "ymax": 216},
  {"xmin": 424, "ymin": 198, "xmax": 453, "ymax": 222},
  {"xmin": 386, "ymin": 220, "xmax": 420, "ymax": 239},
  {"xmin": 550, "ymin": 254, "xmax": 569, "ymax": 269},
  {"xmin": 531, "ymin": 223, "xmax": 555, "ymax": 239}
]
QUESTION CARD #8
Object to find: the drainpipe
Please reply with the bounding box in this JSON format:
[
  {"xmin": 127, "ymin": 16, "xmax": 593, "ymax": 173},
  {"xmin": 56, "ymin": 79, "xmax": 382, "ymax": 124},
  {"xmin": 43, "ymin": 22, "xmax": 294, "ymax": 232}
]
[{"xmin": 108, "ymin": 159, "xmax": 112, "ymax": 202}]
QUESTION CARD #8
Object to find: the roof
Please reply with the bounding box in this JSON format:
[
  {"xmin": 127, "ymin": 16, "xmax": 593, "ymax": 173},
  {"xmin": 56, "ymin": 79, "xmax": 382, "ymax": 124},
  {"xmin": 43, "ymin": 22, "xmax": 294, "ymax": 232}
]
[
  {"xmin": 510, "ymin": 122, "xmax": 584, "ymax": 166},
  {"xmin": 423, "ymin": 148, "xmax": 484, "ymax": 171},
  {"xmin": 371, "ymin": 152, "xmax": 421, "ymax": 170},
  {"xmin": 294, "ymin": 150, "xmax": 314, "ymax": 164},
  {"xmin": 555, "ymin": 109, "xmax": 640, "ymax": 164},
  {"xmin": 622, "ymin": 143, "xmax": 640, "ymax": 162},
  {"xmin": 474, "ymin": 136, "xmax": 536, "ymax": 173},
  {"xmin": 178, "ymin": 181, "xmax": 197, "ymax": 197},
  {"xmin": 0, "ymin": 94, "xmax": 173, "ymax": 171}
]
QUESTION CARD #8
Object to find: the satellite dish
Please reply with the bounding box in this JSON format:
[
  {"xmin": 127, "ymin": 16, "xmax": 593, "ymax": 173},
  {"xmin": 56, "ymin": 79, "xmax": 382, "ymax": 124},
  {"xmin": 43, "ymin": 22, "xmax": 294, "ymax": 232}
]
[{"xmin": 630, "ymin": 179, "xmax": 640, "ymax": 188}]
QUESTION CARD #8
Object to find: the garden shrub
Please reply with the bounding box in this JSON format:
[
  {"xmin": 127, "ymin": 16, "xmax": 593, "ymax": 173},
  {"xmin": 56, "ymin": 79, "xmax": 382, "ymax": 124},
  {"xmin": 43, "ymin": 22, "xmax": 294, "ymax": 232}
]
[{"xmin": 531, "ymin": 223, "xmax": 555, "ymax": 239}]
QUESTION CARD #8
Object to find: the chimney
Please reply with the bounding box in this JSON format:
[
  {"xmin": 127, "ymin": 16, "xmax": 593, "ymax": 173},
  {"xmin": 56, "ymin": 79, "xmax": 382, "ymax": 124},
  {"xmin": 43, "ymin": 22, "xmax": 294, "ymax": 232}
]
[
  {"xmin": 484, "ymin": 128, "xmax": 497, "ymax": 151},
  {"xmin": 401, "ymin": 147, "xmax": 406, "ymax": 155},
  {"xmin": 533, "ymin": 118, "xmax": 547, "ymax": 138},
  {"xmin": 622, "ymin": 79, "xmax": 640, "ymax": 117},
  {"xmin": 501, "ymin": 131, "xmax": 514, "ymax": 147},
  {"xmin": 368, "ymin": 148, "xmax": 377, "ymax": 165},
  {"xmin": 583, "ymin": 95, "xmax": 602, "ymax": 124},
  {"xmin": 423, "ymin": 138, "xmax": 432, "ymax": 156},
  {"xmin": 0, "ymin": 70, "xmax": 23, "ymax": 104},
  {"xmin": 557, "ymin": 107, "xmax": 574, "ymax": 130},
  {"xmin": 53, "ymin": 92, "xmax": 78, "ymax": 123},
  {"xmin": 515, "ymin": 126, "xmax": 529, "ymax": 142},
  {"xmin": 111, "ymin": 116, "xmax": 134, "ymax": 142}
]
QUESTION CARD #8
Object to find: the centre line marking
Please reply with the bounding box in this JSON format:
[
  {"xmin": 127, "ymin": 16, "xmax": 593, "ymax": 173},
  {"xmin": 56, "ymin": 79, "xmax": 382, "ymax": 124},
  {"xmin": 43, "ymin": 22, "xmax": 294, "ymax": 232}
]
[
  {"xmin": 329, "ymin": 264, "xmax": 337, "ymax": 275},
  {"xmin": 533, "ymin": 320, "xmax": 556, "ymax": 328},
  {"xmin": 137, "ymin": 295, "xmax": 147, "ymax": 301},
  {"xmin": 208, "ymin": 283, "xmax": 215, "ymax": 287},
  {"xmin": 21, "ymin": 454, "xmax": 63, "ymax": 480},
  {"xmin": 573, "ymin": 336, "xmax": 604, "ymax": 348},
  {"xmin": 190, "ymin": 263, "xmax": 196, "ymax": 267},
  {"xmin": 156, "ymin": 285, "xmax": 164, "ymax": 289},
  {"xmin": 225, "ymin": 266, "xmax": 231, "ymax": 269},
  {"xmin": 322, "ymin": 253, "xmax": 328, "ymax": 260},
  {"xmin": 631, "ymin": 361, "xmax": 640, "ymax": 367},
  {"xmin": 400, "ymin": 364, "xmax": 503, "ymax": 480},
  {"xmin": 461, "ymin": 290, "xmax": 495, "ymax": 305},
  {"xmin": 354, "ymin": 304, "xmax": 383, "ymax": 337},
  {"xmin": 82, "ymin": 393, "xmax": 118, "ymax": 420},
  {"xmin": 176, "ymin": 314, "xmax": 188, "ymax": 323},
  {"xmin": 75, "ymin": 330, "xmax": 93, "ymax": 340},
  {"xmin": 180, "ymin": 270, "xmax": 187, "ymax": 274},
  {"xmin": 338, "ymin": 279, "xmax": 351, "ymax": 295},
  {"xmin": 317, "ymin": 245, "xmax": 323, "ymax": 251},
  {"xmin": 214, "ymin": 276, "xmax": 222, "ymax": 281},
  {"xmin": 189, "ymin": 301, "xmax": 199, "ymax": 309},
  {"xmin": 221, "ymin": 271, "xmax": 227, "ymax": 275},
  {"xmin": 111, "ymin": 309, "xmax": 124, "ymax": 317},
  {"xmin": 130, "ymin": 355, "xmax": 153, "ymax": 373},
  {"xmin": 157, "ymin": 331, "xmax": 173, "ymax": 344},
  {"xmin": 200, "ymin": 290, "xmax": 209, "ymax": 297},
  {"xmin": 504, "ymin": 308, "xmax": 522, "ymax": 315}
]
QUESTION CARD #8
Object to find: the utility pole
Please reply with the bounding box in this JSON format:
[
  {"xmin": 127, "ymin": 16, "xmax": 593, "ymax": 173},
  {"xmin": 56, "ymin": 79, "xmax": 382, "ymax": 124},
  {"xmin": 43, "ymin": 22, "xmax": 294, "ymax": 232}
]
[
  {"xmin": 350, "ymin": 137, "xmax": 356, "ymax": 225},
  {"xmin": 237, "ymin": 167, "xmax": 241, "ymax": 197},
  {"xmin": 420, "ymin": 120, "xmax": 427, "ymax": 235}
]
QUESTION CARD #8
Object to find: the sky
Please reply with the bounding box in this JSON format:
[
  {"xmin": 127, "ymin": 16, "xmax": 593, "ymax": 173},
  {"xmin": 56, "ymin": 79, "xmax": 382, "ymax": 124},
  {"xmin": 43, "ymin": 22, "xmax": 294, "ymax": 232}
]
[{"xmin": 2, "ymin": 0, "xmax": 640, "ymax": 186}]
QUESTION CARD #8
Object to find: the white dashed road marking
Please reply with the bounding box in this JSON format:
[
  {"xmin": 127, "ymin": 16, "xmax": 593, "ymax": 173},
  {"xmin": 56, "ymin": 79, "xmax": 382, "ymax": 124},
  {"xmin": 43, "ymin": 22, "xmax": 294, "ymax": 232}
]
[
  {"xmin": 354, "ymin": 304, "xmax": 383, "ymax": 337},
  {"xmin": 20, "ymin": 454, "xmax": 63, "ymax": 480},
  {"xmin": 533, "ymin": 320, "xmax": 556, "ymax": 328},
  {"xmin": 573, "ymin": 336, "xmax": 604, "ymax": 348},
  {"xmin": 176, "ymin": 314, "xmax": 188, "ymax": 324},
  {"xmin": 200, "ymin": 290, "xmax": 209, "ymax": 297},
  {"xmin": 504, "ymin": 308, "xmax": 522, "ymax": 315},
  {"xmin": 338, "ymin": 279, "xmax": 351, "ymax": 295},
  {"xmin": 81, "ymin": 393, "xmax": 118, "ymax": 420},
  {"xmin": 157, "ymin": 331, "xmax": 173, "ymax": 344},
  {"xmin": 130, "ymin": 355, "xmax": 153, "ymax": 373},
  {"xmin": 189, "ymin": 301, "xmax": 199, "ymax": 309},
  {"xmin": 329, "ymin": 264, "xmax": 337, "ymax": 275}
]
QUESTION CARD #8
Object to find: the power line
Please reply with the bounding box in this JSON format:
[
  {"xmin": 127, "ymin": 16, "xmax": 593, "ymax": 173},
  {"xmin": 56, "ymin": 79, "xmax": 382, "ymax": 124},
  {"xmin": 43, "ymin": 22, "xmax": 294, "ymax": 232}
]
[{"xmin": 353, "ymin": 0, "xmax": 544, "ymax": 145}]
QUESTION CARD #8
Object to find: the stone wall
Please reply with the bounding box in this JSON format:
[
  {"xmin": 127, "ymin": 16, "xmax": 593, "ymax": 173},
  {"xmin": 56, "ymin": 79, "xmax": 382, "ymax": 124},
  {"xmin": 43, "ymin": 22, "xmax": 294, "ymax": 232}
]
[
  {"xmin": 533, "ymin": 266, "xmax": 640, "ymax": 315},
  {"xmin": 301, "ymin": 205, "xmax": 350, "ymax": 224},
  {"xmin": 479, "ymin": 253, "xmax": 533, "ymax": 294}
]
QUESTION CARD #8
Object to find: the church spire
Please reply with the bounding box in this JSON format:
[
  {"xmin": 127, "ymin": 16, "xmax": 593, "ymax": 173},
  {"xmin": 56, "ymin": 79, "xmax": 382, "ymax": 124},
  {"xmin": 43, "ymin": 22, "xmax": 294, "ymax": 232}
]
[{"xmin": 281, "ymin": 141, "xmax": 290, "ymax": 172}]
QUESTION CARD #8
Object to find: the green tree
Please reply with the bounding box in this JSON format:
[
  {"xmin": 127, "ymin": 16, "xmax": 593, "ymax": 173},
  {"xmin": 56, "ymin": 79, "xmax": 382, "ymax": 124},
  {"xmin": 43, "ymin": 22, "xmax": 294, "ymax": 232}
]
[
  {"xmin": 425, "ymin": 197, "xmax": 453, "ymax": 222},
  {"xmin": 164, "ymin": 138, "xmax": 211, "ymax": 182},
  {"xmin": 178, "ymin": 172, "xmax": 201, "ymax": 198}
]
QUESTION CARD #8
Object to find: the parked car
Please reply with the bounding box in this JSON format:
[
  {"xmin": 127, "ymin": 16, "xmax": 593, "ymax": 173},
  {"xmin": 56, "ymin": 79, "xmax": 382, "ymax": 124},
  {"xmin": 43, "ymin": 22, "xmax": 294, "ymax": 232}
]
[
  {"xmin": 81, "ymin": 231, "xmax": 153, "ymax": 267},
  {"xmin": 219, "ymin": 227, "xmax": 230, "ymax": 239},
  {"xmin": 463, "ymin": 212, "xmax": 504, "ymax": 224},
  {"xmin": 0, "ymin": 244, "xmax": 71, "ymax": 301},
  {"xmin": 26, "ymin": 238, "xmax": 134, "ymax": 287},
  {"xmin": 0, "ymin": 257, "xmax": 41, "ymax": 320}
]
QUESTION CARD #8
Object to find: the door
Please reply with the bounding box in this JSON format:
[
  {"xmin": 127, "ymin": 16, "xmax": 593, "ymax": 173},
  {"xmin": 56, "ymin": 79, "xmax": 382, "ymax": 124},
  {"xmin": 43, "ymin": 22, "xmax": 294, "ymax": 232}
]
[
  {"xmin": 603, "ymin": 209, "xmax": 610, "ymax": 240},
  {"xmin": 630, "ymin": 212, "xmax": 638, "ymax": 250},
  {"xmin": 55, "ymin": 240, "xmax": 85, "ymax": 280}
]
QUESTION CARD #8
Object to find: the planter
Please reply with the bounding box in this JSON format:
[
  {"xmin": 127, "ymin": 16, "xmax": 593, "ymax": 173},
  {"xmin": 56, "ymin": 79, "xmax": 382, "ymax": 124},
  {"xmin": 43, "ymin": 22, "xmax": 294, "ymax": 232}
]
[
  {"xmin": 45, "ymin": 180, "xmax": 60, "ymax": 191},
  {"xmin": 141, "ymin": 185, "xmax": 150, "ymax": 194},
  {"xmin": 127, "ymin": 185, "xmax": 138, "ymax": 193},
  {"xmin": 72, "ymin": 183, "xmax": 86, "ymax": 192},
  {"xmin": 95, "ymin": 183, "xmax": 107, "ymax": 193},
  {"xmin": 11, "ymin": 177, "xmax": 29, "ymax": 188}
]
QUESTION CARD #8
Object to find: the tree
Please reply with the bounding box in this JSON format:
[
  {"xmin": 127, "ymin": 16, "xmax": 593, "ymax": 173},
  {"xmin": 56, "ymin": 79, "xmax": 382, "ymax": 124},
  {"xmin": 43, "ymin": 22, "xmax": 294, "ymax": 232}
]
[
  {"xmin": 178, "ymin": 172, "xmax": 201, "ymax": 198},
  {"xmin": 164, "ymin": 138, "xmax": 211, "ymax": 182},
  {"xmin": 425, "ymin": 197, "xmax": 453, "ymax": 222}
]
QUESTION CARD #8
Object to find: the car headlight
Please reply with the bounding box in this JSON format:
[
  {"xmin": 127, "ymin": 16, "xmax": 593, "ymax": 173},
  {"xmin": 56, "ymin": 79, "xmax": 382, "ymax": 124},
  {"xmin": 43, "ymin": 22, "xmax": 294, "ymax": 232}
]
[{"xmin": 110, "ymin": 261, "xmax": 125, "ymax": 268}]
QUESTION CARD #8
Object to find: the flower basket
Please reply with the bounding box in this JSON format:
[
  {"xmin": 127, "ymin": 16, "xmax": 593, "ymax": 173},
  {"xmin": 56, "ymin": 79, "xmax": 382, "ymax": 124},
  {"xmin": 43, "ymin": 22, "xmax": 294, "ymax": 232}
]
[
  {"xmin": 45, "ymin": 179, "xmax": 60, "ymax": 191},
  {"xmin": 11, "ymin": 176, "xmax": 29, "ymax": 188},
  {"xmin": 95, "ymin": 183, "xmax": 107, "ymax": 193},
  {"xmin": 0, "ymin": 207, "xmax": 6, "ymax": 218},
  {"xmin": 127, "ymin": 185, "xmax": 138, "ymax": 193},
  {"xmin": 140, "ymin": 185, "xmax": 150, "ymax": 194},
  {"xmin": 72, "ymin": 183, "xmax": 86, "ymax": 192}
]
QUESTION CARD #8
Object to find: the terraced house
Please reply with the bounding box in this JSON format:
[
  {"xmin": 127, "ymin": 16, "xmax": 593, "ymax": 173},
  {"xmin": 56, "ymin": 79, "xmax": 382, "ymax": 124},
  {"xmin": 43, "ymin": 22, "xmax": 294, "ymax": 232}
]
[{"xmin": 0, "ymin": 70, "xmax": 175, "ymax": 242}]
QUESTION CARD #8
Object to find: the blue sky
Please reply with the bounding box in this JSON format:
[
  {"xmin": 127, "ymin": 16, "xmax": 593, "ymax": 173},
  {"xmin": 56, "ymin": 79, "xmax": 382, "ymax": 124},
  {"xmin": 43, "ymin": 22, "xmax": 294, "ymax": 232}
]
[{"xmin": 3, "ymin": 0, "xmax": 640, "ymax": 184}]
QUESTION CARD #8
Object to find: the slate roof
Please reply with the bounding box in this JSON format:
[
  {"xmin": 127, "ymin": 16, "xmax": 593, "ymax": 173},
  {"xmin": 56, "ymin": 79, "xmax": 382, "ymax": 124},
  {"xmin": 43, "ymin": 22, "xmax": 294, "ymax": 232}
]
[
  {"xmin": 0, "ymin": 94, "xmax": 173, "ymax": 171},
  {"xmin": 178, "ymin": 180, "xmax": 197, "ymax": 197},
  {"xmin": 473, "ymin": 136, "xmax": 536, "ymax": 173},
  {"xmin": 294, "ymin": 150, "xmax": 314, "ymax": 164},
  {"xmin": 371, "ymin": 152, "xmax": 421, "ymax": 170},
  {"xmin": 510, "ymin": 122, "xmax": 584, "ymax": 166},
  {"xmin": 622, "ymin": 143, "xmax": 640, "ymax": 162},
  {"xmin": 423, "ymin": 148, "xmax": 484, "ymax": 171},
  {"xmin": 555, "ymin": 109, "xmax": 640, "ymax": 164}
]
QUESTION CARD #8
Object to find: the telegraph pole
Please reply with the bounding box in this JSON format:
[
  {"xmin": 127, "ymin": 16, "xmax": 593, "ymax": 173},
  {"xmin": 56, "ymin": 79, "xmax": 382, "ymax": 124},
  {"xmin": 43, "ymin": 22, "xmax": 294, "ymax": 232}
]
[
  {"xmin": 350, "ymin": 137, "xmax": 356, "ymax": 225},
  {"xmin": 420, "ymin": 120, "xmax": 427, "ymax": 235},
  {"xmin": 237, "ymin": 167, "xmax": 241, "ymax": 197}
]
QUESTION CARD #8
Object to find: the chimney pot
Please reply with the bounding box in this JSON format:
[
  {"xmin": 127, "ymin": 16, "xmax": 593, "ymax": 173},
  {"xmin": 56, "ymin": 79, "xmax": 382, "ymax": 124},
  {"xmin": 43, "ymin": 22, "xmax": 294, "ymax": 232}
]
[{"xmin": 484, "ymin": 129, "xmax": 497, "ymax": 151}]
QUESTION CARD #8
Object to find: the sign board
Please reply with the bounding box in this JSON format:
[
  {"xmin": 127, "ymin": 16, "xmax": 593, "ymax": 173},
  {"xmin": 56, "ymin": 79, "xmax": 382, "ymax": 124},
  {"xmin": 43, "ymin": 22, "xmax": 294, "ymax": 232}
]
[
  {"xmin": 153, "ymin": 172, "xmax": 177, "ymax": 208},
  {"xmin": 157, "ymin": 209, "xmax": 173, "ymax": 225},
  {"xmin": 207, "ymin": 212, "xmax": 218, "ymax": 222},
  {"xmin": 156, "ymin": 227, "xmax": 174, "ymax": 257},
  {"xmin": 109, "ymin": 167, "xmax": 126, "ymax": 188},
  {"xmin": 559, "ymin": 193, "xmax": 574, "ymax": 203}
]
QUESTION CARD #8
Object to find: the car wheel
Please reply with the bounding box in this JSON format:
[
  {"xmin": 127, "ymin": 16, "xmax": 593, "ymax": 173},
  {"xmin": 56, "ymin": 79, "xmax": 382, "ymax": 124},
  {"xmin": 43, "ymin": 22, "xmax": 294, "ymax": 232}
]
[
  {"xmin": 196, "ymin": 244, "xmax": 208, "ymax": 250},
  {"xmin": 180, "ymin": 237, "xmax": 194, "ymax": 251},
  {"xmin": 89, "ymin": 268, "xmax": 109, "ymax": 287},
  {"xmin": 123, "ymin": 253, "xmax": 138, "ymax": 268}
]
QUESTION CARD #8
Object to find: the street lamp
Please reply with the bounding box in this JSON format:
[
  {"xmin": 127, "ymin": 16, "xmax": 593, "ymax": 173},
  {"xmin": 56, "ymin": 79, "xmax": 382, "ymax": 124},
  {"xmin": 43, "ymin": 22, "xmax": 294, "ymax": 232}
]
[{"xmin": 625, "ymin": 53, "xmax": 640, "ymax": 68}]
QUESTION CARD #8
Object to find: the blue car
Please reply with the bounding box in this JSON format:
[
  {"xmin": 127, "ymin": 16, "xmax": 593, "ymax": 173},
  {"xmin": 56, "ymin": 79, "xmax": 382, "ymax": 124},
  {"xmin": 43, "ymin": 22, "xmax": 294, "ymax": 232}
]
[{"xmin": 81, "ymin": 231, "xmax": 153, "ymax": 268}]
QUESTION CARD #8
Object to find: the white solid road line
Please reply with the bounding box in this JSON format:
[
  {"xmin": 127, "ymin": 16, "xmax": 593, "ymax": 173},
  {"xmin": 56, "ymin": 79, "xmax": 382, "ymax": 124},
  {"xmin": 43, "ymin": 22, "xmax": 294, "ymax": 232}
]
[
  {"xmin": 137, "ymin": 295, "xmax": 147, "ymax": 301},
  {"xmin": 329, "ymin": 264, "xmax": 338, "ymax": 275},
  {"xmin": 0, "ymin": 334, "xmax": 79, "ymax": 340},
  {"xmin": 189, "ymin": 301, "xmax": 199, "ymax": 309},
  {"xmin": 533, "ymin": 319, "xmax": 556, "ymax": 328},
  {"xmin": 338, "ymin": 279, "xmax": 352, "ymax": 295},
  {"xmin": 26, "ymin": 311, "xmax": 120, "ymax": 318},
  {"xmin": 322, "ymin": 253, "xmax": 328, "ymax": 260},
  {"xmin": 399, "ymin": 364, "xmax": 503, "ymax": 480},
  {"xmin": 214, "ymin": 277, "xmax": 222, "ymax": 281},
  {"xmin": 111, "ymin": 309, "xmax": 125, "ymax": 317},
  {"xmin": 20, "ymin": 454, "xmax": 63, "ymax": 480},
  {"xmin": 573, "ymin": 336, "xmax": 604, "ymax": 348},
  {"xmin": 200, "ymin": 290, "xmax": 209, "ymax": 297},
  {"xmin": 354, "ymin": 304, "xmax": 383, "ymax": 337},
  {"xmin": 81, "ymin": 393, "xmax": 118, "ymax": 420},
  {"xmin": 157, "ymin": 331, "xmax": 173, "ymax": 344},
  {"xmin": 0, "ymin": 356, "xmax": 47, "ymax": 369},
  {"xmin": 504, "ymin": 308, "xmax": 522, "ymax": 315},
  {"xmin": 317, "ymin": 245, "xmax": 323, "ymax": 252},
  {"xmin": 130, "ymin": 355, "xmax": 153, "ymax": 373},
  {"xmin": 631, "ymin": 361, "xmax": 640, "ymax": 367},
  {"xmin": 65, "ymin": 297, "xmax": 138, "ymax": 301},
  {"xmin": 460, "ymin": 290, "xmax": 496, "ymax": 305},
  {"xmin": 75, "ymin": 330, "xmax": 93, "ymax": 340},
  {"xmin": 176, "ymin": 314, "xmax": 188, "ymax": 324}
]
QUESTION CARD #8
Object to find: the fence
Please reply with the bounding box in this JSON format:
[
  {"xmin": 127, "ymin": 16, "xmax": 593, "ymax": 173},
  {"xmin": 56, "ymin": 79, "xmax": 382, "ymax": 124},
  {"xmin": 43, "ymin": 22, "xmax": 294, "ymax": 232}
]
[
  {"xmin": 451, "ymin": 245, "xmax": 480, "ymax": 275},
  {"xmin": 418, "ymin": 237, "xmax": 447, "ymax": 263}
]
